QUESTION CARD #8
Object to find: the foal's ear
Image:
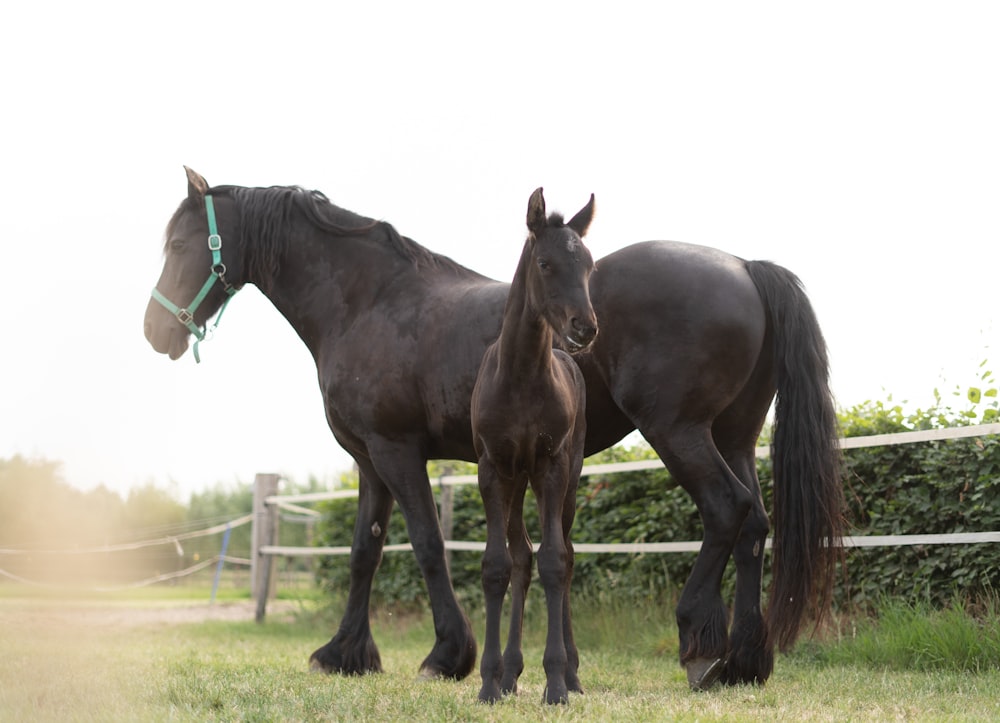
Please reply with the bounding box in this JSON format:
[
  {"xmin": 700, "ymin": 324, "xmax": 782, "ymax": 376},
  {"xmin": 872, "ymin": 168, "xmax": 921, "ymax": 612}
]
[
  {"xmin": 567, "ymin": 194, "xmax": 596, "ymax": 238},
  {"xmin": 526, "ymin": 187, "xmax": 546, "ymax": 236},
  {"xmin": 184, "ymin": 166, "xmax": 210, "ymax": 200}
]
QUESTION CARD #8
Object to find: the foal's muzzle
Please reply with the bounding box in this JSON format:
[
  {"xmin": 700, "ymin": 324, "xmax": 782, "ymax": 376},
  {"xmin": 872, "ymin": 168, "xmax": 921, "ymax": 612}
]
[{"xmin": 565, "ymin": 318, "xmax": 598, "ymax": 351}]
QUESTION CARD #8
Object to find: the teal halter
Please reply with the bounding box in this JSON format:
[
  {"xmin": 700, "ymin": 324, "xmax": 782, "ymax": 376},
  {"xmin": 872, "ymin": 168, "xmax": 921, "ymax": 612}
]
[{"xmin": 150, "ymin": 195, "xmax": 239, "ymax": 362}]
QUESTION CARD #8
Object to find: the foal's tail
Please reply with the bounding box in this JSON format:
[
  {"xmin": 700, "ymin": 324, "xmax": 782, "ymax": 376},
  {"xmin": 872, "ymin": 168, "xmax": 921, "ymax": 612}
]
[{"xmin": 745, "ymin": 260, "xmax": 845, "ymax": 652}]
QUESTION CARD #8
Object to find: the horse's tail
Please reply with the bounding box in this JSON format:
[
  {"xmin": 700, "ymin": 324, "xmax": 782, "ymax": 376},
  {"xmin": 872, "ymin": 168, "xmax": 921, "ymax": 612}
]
[{"xmin": 745, "ymin": 260, "xmax": 845, "ymax": 652}]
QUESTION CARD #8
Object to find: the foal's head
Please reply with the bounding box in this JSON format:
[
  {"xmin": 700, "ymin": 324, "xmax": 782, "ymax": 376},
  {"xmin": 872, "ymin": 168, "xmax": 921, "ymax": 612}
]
[{"xmin": 522, "ymin": 187, "xmax": 598, "ymax": 351}]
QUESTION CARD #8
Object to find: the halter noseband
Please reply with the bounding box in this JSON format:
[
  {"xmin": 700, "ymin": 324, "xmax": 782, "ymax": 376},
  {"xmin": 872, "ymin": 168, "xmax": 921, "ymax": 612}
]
[{"xmin": 150, "ymin": 195, "xmax": 239, "ymax": 362}]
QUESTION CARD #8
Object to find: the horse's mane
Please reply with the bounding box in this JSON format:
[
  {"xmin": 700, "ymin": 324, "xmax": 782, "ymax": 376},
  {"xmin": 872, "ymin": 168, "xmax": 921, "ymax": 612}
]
[{"xmin": 167, "ymin": 184, "xmax": 467, "ymax": 291}]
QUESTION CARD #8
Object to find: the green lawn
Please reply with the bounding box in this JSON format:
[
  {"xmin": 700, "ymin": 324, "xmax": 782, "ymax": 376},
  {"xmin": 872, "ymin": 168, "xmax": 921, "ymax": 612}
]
[{"xmin": 1, "ymin": 589, "xmax": 998, "ymax": 722}]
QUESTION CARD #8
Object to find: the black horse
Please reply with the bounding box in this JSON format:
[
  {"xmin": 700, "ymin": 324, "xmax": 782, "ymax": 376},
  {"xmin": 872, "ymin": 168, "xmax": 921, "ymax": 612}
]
[
  {"xmin": 144, "ymin": 168, "xmax": 843, "ymax": 690},
  {"xmin": 472, "ymin": 188, "xmax": 596, "ymax": 704}
]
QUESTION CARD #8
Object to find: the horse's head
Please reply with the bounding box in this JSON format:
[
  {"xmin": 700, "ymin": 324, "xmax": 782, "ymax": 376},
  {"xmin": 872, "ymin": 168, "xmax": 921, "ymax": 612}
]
[
  {"xmin": 524, "ymin": 187, "xmax": 598, "ymax": 352},
  {"xmin": 144, "ymin": 167, "xmax": 243, "ymax": 361}
]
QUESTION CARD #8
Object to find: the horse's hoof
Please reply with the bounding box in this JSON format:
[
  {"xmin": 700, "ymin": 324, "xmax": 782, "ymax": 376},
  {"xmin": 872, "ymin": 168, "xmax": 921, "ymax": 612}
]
[
  {"xmin": 542, "ymin": 684, "xmax": 569, "ymax": 705},
  {"xmin": 418, "ymin": 624, "xmax": 477, "ymax": 680},
  {"xmin": 566, "ymin": 671, "xmax": 584, "ymax": 694},
  {"xmin": 417, "ymin": 665, "xmax": 441, "ymax": 681},
  {"xmin": 686, "ymin": 657, "xmax": 725, "ymax": 691},
  {"xmin": 478, "ymin": 686, "xmax": 502, "ymax": 704}
]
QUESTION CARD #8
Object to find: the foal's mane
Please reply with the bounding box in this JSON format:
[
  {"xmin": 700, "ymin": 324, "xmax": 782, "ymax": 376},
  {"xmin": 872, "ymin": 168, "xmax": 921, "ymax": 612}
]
[{"xmin": 167, "ymin": 184, "xmax": 467, "ymax": 290}]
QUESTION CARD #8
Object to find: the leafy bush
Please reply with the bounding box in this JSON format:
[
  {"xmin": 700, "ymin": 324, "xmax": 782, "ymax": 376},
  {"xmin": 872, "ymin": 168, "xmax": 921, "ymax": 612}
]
[{"xmin": 837, "ymin": 372, "xmax": 1000, "ymax": 609}]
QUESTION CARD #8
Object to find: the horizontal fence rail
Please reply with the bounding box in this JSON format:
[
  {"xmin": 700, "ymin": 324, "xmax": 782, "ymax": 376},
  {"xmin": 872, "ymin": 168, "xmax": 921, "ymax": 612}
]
[{"xmin": 263, "ymin": 531, "xmax": 1000, "ymax": 557}]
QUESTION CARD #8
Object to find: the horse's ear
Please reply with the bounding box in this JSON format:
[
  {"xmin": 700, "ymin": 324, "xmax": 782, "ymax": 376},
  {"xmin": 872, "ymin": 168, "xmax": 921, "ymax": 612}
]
[
  {"xmin": 527, "ymin": 187, "xmax": 546, "ymax": 236},
  {"xmin": 184, "ymin": 166, "xmax": 209, "ymax": 200},
  {"xmin": 567, "ymin": 194, "xmax": 596, "ymax": 238}
]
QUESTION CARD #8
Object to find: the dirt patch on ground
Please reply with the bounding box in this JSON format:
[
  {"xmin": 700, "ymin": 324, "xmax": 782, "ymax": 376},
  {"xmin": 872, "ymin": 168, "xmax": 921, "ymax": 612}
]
[{"xmin": 0, "ymin": 599, "xmax": 300, "ymax": 628}]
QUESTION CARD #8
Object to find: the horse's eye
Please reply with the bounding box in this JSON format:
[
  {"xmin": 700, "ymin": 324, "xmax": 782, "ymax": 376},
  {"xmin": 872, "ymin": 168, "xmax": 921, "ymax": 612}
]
[
  {"xmin": 537, "ymin": 259, "xmax": 550, "ymax": 271},
  {"xmin": 168, "ymin": 238, "xmax": 186, "ymax": 253}
]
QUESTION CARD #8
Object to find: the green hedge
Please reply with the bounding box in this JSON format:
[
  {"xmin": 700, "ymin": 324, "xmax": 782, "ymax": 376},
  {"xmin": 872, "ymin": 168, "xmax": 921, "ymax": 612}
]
[
  {"xmin": 314, "ymin": 384, "xmax": 999, "ymax": 612},
  {"xmin": 838, "ymin": 395, "xmax": 1000, "ymax": 607}
]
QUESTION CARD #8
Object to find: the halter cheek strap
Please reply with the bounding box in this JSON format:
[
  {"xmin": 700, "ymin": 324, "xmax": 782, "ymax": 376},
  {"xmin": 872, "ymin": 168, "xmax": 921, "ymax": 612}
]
[{"xmin": 150, "ymin": 195, "xmax": 240, "ymax": 362}]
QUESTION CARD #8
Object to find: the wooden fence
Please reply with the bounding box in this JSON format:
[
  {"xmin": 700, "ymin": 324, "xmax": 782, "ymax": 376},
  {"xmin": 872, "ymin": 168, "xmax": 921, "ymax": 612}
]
[{"xmin": 250, "ymin": 423, "xmax": 1000, "ymax": 618}]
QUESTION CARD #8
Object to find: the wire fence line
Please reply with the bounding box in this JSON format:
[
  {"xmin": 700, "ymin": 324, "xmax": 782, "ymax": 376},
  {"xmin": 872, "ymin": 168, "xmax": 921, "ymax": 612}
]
[
  {"xmin": 0, "ymin": 514, "xmax": 255, "ymax": 593},
  {"xmin": 0, "ymin": 513, "xmax": 254, "ymax": 557},
  {"xmin": 0, "ymin": 554, "xmax": 252, "ymax": 592}
]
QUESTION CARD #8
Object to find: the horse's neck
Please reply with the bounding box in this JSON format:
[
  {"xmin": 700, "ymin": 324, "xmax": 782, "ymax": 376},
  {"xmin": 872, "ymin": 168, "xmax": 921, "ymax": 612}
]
[
  {"xmin": 256, "ymin": 225, "xmax": 413, "ymax": 356},
  {"xmin": 495, "ymin": 256, "xmax": 553, "ymax": 378}
]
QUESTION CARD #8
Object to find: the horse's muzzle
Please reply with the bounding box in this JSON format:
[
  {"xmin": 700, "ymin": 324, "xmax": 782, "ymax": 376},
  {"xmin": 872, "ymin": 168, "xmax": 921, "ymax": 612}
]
[{"xmin": 565, "ymin": 319, "xmax": 598, "ymax": 351}]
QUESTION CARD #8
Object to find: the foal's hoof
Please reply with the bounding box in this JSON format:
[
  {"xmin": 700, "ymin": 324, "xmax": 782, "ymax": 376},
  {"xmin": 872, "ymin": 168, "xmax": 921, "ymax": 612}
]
[{"xmin": 686, "ymin": 657, "xmax": 725, "ymax": 691}]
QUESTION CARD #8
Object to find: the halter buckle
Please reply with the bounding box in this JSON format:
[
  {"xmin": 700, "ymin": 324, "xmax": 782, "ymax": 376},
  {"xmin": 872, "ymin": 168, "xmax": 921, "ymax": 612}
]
[
  {"xmin": 208, "ymin": 233, "xmax": 222, "ymax": 251},
  {"xmin": 176, "ymin": 308, "xmax": 194, "ymax": 325}
]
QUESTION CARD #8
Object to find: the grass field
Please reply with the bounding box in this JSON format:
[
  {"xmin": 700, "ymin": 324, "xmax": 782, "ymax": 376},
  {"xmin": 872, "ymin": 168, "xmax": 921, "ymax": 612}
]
[{"xmin": 1, "ymin": 585, "xmax": 998, "ymax": 722}]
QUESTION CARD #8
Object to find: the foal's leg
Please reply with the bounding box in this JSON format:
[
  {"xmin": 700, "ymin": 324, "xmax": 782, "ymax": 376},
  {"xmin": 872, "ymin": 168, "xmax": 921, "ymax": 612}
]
[
  {"xmin": 719, "ymin": 447, "xmax": 773, "ymax": 685},
  {"xmin": 310, "ymin": 463, "xmax": 394, "ymax": 674},
  {"xmin": 501, "ymin": 480, "xmax": 531, "ymax": 694},
  {"xmin": 561, "ymin": 452, "xmax": 584, "ymax": 694},
  {"xmin": 535, "ymin": 461, "xmax": 572, "ymax": 705},
  {"xmin": 646, "ymin": 425, "xmax": 752, "ymax": 690},
  {"xmin": 478, "ymin": 460, "xmax": 513, "ymax": 703}
]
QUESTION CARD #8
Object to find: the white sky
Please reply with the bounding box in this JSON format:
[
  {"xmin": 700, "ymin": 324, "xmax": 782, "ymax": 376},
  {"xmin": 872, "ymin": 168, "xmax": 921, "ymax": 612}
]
[{"xmin": 1, "ymin": 2, "xmax": 996, "ymax": 500}]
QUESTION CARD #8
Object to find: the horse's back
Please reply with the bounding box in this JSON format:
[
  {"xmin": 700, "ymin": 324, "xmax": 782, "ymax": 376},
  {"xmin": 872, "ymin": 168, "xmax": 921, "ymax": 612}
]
[{"xmin": 586, "ymin": 241, "xmax": 767, "ymax": 431}]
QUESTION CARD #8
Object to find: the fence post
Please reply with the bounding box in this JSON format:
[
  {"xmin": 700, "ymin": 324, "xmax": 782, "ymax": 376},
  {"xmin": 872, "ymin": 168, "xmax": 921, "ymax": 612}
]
[
  {"xmin": 251, "ymin": 473, "xmax": 280, "ymax": 622},
  {"xmin": 210, "ymin": 523, "xmax": 232, "ymax": 605}
]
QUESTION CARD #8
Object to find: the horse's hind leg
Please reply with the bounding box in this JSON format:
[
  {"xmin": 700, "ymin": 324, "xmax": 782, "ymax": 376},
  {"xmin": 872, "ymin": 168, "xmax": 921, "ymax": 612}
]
[
  {"xmin": 719, "ymin": 446, "xmax": 773, "ymax": 685},
  {"xmin": 714, "ymin": 359, "xmax": 777, "ymax": 686},
  {"xmin": 646, "ymin": 424, "xmax": 753, "ymax": 690},
  {"xmin": 310, "ymin": 463, "xmax": 394, "ymax": 675}
]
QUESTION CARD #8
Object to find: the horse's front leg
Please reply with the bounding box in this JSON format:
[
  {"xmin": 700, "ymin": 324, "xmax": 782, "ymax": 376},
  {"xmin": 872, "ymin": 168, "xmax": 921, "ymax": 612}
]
[
  {"xmin": 310, "ymin": 463, "xmax": 393, "ymax": 675},
  {"xmin": 367, "ymin": 440, "xmax": 477, "ymax": 680},
  {"xmin": 478, "ymin": 460, "xmax": 512, "ymax": 703}
]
